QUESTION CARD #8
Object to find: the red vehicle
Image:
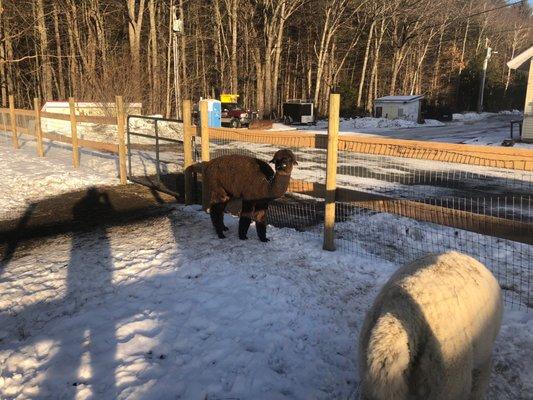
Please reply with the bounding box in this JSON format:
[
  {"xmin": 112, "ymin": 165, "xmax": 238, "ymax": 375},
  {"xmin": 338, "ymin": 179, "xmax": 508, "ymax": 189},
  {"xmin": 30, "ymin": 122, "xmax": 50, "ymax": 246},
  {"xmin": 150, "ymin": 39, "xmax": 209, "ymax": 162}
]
[{"xmin": 221, "ymin": 102, "xmax": 256, "ymax": 128}]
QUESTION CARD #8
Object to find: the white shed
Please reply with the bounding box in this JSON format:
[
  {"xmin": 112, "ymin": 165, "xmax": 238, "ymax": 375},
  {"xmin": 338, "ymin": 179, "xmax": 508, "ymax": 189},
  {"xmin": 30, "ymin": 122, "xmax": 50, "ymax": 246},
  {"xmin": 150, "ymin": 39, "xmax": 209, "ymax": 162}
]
[
  {"xmin": 374, "ymin": 95, "xmax": 424, "ymax": 123},
  {"xmin": 507, "ymin": 46, "xmax": 533, "ymax": 142}
]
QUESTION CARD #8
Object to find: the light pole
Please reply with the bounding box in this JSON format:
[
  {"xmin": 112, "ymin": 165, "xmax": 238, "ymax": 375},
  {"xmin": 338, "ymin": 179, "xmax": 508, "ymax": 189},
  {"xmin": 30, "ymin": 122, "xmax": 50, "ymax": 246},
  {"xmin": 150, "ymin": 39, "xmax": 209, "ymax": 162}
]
[{"xmin": 477, "ymin": 45, "xmax": 497, "ymax": 113}]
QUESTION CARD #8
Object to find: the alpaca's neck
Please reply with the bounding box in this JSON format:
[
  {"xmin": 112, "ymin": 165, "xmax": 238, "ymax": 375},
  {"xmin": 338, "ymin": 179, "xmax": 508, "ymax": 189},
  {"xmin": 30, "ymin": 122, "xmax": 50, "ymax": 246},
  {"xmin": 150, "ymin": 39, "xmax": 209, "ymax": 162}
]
[{"xmin": 269, "ymin": 171, "xmax": 291, "ymax": 198}]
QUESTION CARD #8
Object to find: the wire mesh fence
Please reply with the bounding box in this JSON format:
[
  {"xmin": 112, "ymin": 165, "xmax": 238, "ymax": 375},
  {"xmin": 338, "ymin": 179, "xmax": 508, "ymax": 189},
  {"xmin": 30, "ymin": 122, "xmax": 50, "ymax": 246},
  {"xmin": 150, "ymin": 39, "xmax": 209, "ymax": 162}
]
[
  {"xmin": 336, "ymin": 148, "xmax": 533, "ymax": 308},
  {"xmin": 205, "ymin": 129, "xmax": 533, "ymax": 309}
]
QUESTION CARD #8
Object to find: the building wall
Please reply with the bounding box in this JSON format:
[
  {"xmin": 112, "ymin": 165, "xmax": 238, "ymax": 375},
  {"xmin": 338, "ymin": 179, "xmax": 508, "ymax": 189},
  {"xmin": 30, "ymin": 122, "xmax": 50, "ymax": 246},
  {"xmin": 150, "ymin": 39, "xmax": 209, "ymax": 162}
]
[
  {"xmin": 523, "ymin": 63, "xmax": 533, "ymax": 142},
  {"xmin": 374, "ymin": 101, "xmax": 420, "ymax": 121}
]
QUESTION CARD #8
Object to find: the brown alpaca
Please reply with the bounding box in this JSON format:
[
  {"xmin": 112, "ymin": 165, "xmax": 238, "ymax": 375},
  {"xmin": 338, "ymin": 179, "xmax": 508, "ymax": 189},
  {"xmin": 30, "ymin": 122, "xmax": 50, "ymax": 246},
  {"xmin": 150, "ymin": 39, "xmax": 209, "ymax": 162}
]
[{"xmin": 190, "ymin": 149, "xmax": 297, "ymax": 241}]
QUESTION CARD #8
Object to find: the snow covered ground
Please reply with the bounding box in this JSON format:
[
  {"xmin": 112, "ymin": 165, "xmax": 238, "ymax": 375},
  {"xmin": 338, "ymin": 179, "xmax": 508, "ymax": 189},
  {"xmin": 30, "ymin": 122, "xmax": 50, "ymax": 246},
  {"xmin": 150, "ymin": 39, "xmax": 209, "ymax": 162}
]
[
  {"xmin": 0, "ymin": 145, "xmax": 116, "ymax": 221},
  {"xmin": 293, "ymin": 111, "xmax": 532, "ymax": 150},
  {"xmin": 1, "ymin": 136, "xmax": 532, "ymax": 399}
]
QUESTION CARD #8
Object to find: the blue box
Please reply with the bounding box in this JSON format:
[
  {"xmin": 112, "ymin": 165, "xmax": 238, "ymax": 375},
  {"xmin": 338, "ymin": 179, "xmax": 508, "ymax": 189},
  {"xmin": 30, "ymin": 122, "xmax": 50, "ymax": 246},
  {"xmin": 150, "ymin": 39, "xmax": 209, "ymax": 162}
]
[{"xmin": 206, "ymin": 99, "xmax": 221, "ymax": 128}]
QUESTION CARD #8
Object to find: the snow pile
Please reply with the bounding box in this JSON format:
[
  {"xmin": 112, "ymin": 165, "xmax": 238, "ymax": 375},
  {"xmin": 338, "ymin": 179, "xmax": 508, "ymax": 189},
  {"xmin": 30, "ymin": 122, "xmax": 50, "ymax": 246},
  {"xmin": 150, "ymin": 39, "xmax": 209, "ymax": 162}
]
[
  {"xmin": 349, "ymin": 117, "xmax": 444, "ymax": 129},
  {"xmin": 270, "ymin": 122, "xmax": 298, "ymax": 131},
  {"xmin": 498, "ymin": 110, "xmax": 523, "ymax": 117},
  {"xmin": 453, "ymin": 112, "xmax": 496, "ymax": 122},
  {"xmin": 309, "ymin": 117, "xmax": 444, "ymax": 132},
  {"xmin": 128, "ymin": 115, "xmax": 184, "ymax": 142},
  {"xmin": 453, "ymin": 110, "xmax": 522, "ymax": 122}
]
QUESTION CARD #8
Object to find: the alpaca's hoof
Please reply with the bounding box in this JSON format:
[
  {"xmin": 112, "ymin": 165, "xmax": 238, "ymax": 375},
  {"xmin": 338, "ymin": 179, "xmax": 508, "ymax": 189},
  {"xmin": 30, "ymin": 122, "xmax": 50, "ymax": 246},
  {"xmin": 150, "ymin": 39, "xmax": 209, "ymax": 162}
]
[
  {"xmin": 223, "ymin": 226, "xmax": 229, "ymax": 231},
  {"xmin": 239, "ymin": 235, "xmax": 248, "ymax": 240},
  {"xmin": 259, "ymin": 237, "xmax": 270, "ymax": 242},
  {"xmin": 217, "ymin": 233, "xmax": 226, "ymax": 239}
]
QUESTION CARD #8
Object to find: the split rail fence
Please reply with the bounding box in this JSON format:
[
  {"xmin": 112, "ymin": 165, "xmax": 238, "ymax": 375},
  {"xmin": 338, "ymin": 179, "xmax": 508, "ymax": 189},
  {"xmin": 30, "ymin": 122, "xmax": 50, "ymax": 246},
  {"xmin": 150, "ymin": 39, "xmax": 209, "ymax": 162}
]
[
  {"xmin": 0, "ymin": 95, "xmax": 128, "ymax": 183},
  {"xmin": 2, "ymin": 94, "xmax": 532, "ymax": 308}
]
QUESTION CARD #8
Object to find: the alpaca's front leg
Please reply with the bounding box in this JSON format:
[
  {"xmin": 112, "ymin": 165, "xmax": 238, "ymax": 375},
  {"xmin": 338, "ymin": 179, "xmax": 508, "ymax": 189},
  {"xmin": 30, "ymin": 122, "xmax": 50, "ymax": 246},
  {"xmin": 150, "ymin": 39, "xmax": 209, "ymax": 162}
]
[{"xmin": 254, "ymin": 204, "xmax": 269, "ymax": 242}]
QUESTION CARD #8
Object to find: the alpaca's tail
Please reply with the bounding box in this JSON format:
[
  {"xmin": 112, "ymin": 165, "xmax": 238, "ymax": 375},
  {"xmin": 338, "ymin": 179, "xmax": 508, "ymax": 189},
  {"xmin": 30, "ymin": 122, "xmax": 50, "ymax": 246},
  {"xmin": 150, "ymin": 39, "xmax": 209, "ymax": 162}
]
[
  {"xmin": 362, "ymin": 313, "xmax": 411, "ymax": 400},
  {"xmin": 185, "ymin": 161, "xmax": 208, "ymax": 174}
]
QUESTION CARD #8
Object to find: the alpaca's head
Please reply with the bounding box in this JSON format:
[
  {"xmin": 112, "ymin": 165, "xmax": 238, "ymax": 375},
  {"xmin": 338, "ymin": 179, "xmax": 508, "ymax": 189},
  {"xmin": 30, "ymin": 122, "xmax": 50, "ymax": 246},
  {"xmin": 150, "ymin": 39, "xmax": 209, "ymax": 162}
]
[{"xmin": 270, "ymin": 149, "xmax": 298, "ymax": 173}]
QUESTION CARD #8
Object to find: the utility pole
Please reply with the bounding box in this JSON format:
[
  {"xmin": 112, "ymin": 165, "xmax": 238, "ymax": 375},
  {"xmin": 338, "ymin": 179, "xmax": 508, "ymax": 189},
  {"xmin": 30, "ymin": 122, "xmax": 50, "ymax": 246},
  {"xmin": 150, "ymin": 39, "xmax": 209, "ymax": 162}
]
[
  {"xmin": 171, "ymin": 5, "xmax": 184, "ymax": 118},
  {"xmin": 478, "ymin": 41, "xmax": 496, "ymax": 113}
]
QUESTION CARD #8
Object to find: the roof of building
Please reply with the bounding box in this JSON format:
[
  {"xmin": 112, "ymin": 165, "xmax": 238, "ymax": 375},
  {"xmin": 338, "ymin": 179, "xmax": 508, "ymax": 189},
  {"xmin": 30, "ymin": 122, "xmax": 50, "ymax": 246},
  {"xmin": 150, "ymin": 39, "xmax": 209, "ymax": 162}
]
[
  {"xmin": 507, "ymin": 46, "xmax": 533, "ymax": 70},
  {"xmin": 374, "ymin": 95, "xmax": 424, "ymax": 103}
]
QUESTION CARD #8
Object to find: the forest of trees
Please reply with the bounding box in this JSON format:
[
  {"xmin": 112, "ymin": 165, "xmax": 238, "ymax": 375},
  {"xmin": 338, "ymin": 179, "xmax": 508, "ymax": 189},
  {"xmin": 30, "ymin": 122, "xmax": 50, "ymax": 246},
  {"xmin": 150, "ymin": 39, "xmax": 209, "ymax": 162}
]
[{"xmin": 0, "ymin": 0, "xmax": 531, "ymax": 118}]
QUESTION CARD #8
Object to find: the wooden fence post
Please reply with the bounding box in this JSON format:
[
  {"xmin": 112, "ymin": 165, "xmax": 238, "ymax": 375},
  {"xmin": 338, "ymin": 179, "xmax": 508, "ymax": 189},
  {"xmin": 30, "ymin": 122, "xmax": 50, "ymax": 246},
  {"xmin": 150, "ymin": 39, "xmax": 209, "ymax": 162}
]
[
  {"xmin": 182, "ymin": 99, "xmax": 194, "ymax": 204},
  {"xmin": 69, "ymin": 97, "xmax": 79, "ymax": 168},
  {"xmin": 9, "ymin": 95, "xmax": 18, "ymax": 149},
  {"xmin": 34, "ymin": 97, "xmax": 44, "ymax": 157},
  {"xmin": 199, "ymin": 100, "xmax": 210, "ymax": 211},
  {"xmin": 115, "ymin": 95, "xmax": 127, "ymax": 184},
  {"xmin": 323, "ymin": 93, "xmax": 340, "ymax": 251}
]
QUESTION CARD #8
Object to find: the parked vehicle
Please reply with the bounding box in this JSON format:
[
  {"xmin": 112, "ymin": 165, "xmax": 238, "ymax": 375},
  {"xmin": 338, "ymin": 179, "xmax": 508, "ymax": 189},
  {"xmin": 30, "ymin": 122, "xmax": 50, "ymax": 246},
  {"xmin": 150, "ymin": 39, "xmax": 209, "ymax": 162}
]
[
  {"xmin": 220, "ymin": 94, "xmax": 257, "ymax": 128},
  {"xmin": 282, "ymin": 100, "xmax": 314, "ymax": 125}
]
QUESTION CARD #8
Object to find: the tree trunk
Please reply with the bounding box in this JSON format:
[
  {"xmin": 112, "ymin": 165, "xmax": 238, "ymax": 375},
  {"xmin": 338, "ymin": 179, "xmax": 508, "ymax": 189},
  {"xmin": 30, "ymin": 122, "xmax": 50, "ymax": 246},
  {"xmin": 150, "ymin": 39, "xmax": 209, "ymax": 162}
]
[
  {"xmin": 178, "ymin": 0, "xmax": 187, "ymax": 100},
  {"xmin": 52, "ymin": 3, "xmax": 66, "ymax": 99},
  {"xmin": 148, "ymin": 0, "xmax": 159, "ymax": 112},
  {"xmin": 65, "ymin": 4, "xmax": 78, "ymax": 97},
  {"xmin": 126, "ymin": 0, "xmax": 146, "ymax": 99},
  {"xmin": 357, "ymin": 20, "xmax": 375, "ymax": 108},
  {"xmin": 36, "ymin": 0, "xmax": 53, "ymax": 100},
  {"xmin": 165, "ymin": 0, "xmax": 173, "ymax": 117}
]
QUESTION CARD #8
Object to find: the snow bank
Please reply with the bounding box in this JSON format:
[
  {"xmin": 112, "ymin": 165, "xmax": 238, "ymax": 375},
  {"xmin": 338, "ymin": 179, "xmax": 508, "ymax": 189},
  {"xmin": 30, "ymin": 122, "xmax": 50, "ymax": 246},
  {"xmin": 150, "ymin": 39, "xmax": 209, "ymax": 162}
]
[
  {"xmin": 308, "ymin": 117, "xmax": 444, "ymax": 132},
  {"xmin": 498, "ymin": 110, "xmax": 523, "ymax": 117},
  {"xmin": 453, "ymin": 112, "xmax": 496, "ymax": 121},
  {"xmin": 347, "ymin": 117, "xmax": 444, "ymax": 129}
]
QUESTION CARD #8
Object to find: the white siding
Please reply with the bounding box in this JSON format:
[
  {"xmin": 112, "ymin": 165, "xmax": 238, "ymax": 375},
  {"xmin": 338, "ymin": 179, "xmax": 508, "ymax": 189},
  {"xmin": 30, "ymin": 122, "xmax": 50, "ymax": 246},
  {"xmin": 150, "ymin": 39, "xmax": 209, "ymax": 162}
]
[
  {"xmin": 523, "ymin": 63, "xmax": 533, "ymax": 141},
  {"xmin": 374, "ymin": 100, "xmax": 420, "ymax": 122}
]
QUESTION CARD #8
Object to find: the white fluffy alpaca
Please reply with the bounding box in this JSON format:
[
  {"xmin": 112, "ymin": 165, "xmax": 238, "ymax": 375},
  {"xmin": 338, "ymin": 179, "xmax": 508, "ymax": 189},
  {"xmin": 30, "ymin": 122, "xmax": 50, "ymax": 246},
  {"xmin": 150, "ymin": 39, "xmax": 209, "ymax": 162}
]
[{"xmin": 359, "ymin": 251, "xmax": 503, "ymax": 400}]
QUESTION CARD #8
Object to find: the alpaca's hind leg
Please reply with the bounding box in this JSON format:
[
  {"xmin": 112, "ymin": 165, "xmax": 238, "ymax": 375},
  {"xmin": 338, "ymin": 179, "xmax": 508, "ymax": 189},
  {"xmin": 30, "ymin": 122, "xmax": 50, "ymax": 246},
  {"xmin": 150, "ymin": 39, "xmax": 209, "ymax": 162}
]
[
  {"xmin": 470, "ymin": 358, "xmax": 492, "ymax": 400},
  {"xmin": 210, "ymin": 202, "xmax": 227, "ymax": 239},
  {"xmin": 254, "ymin": 203, "xmax": 269, "ymax": 242},
  {"xmin": 239, "ymin": 201, "xmax": 254, "ymax": 240},
  {"xmin": 221, "ymin": 201, "xmax": 229, "ymax": 231}
]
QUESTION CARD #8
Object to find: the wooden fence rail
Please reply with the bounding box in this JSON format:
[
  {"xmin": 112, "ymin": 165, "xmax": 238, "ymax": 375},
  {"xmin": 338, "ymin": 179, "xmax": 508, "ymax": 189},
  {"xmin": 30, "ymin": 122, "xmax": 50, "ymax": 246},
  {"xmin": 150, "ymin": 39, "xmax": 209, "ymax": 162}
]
[
  {"xmin": 200, "ymin": 124, "xmax": 533, "ymax": 172},
  {"xmin": 1, "ymin": 96, "xmax": 127, "ymax": 183}
]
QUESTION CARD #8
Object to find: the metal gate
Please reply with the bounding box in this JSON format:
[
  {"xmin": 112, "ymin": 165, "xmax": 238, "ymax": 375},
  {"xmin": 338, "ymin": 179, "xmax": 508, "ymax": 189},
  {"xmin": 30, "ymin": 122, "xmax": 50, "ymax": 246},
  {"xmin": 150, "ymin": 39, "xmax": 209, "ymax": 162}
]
[{"xmin": 126, "ymin": 115, "xmax": 198, "ymax": 198}]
